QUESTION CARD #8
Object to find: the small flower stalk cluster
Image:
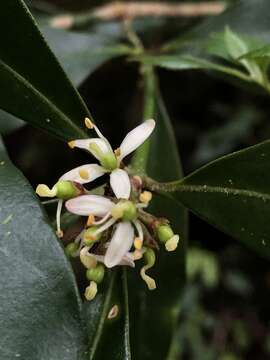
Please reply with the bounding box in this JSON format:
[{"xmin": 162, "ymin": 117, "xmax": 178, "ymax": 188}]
[{"xmin": 36, "ymin": 118, "xmax": 181, "ymax": 300}]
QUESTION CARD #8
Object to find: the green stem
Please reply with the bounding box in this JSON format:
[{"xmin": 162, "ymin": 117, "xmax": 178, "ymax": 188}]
[{"xmin": 131, "ymin": 65, "xmax": 156, "ymax": 173}]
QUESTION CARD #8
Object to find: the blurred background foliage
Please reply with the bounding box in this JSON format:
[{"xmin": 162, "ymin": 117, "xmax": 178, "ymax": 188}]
[{"xmin": 4, "ymin": 0, "xmax": 270, "ymax": 358}]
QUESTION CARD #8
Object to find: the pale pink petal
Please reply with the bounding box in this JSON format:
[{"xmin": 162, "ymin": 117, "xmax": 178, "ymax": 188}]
[
  {"xmin": 66, "ymin": 195, "xmax": 114, "ymax": 216},
  {"xmin": 60, "ymin": 164, "xmax": 106, "ymax": 184},
  {"xmin": 110, "ymin": 169, "xmax": 131, "ymax": 199},
  {"xmin": 119, "ymin": 119, "xmax": 155, "ymax": 161},
  {"xmin": 104, "ymin": 222, "xmax": 134, "ymax": 268}
]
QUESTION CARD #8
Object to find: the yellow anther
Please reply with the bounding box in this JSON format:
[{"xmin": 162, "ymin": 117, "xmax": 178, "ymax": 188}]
[
  {"xmin": 133, "ymin": 250, "xmax": 143, "ymax": 260},
  {"xmin": 84, "ymin": 281, "xmax": 97, "ymax": 301},
  {"xmin": 139, "ymin": 191, "xmax": 152, "ymax": 204},
  {"xmin": 87, "ymin": 214, "xmax": 95, "ymax": 227},
  {"xmin": 85, "ymin": 117, "xmax": 94, "ymax": 129},
  {"xmin": 36, "ymin": 184, "xmax": 57, "ymax": 198},
  {"xmin": 107, "ymin": 305, "xmax": 119, "ymax": 320},
  {"xmin": 134, "ymin": 237, "xmax": 143, "ymax": 250},
  {"xmin": 165, "ymin": 235, "xmax": 179, "ymax": 252},
  {"xmin": 68, "ymin": 140, "xmax": 76, "ymax": 149},
  {"xmin": 56, "ymin": 229, "xmax": 64, "ymax": 238},
  {"xmin": 79, "ymin": 169, "xmax": 89, "ymax": 180},
  {"xmin": 114, "ymin": 147, "xmax": 121, "ymax": 157}
]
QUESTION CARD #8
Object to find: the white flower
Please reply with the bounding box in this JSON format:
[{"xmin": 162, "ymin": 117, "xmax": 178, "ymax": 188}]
[
  {"xmin": 66, "ymin": 169, "xmax": 146, "ymax": 268},
  {"xmin": 66, "ymin": 118, "xmax": 155, "ymax": 188}
]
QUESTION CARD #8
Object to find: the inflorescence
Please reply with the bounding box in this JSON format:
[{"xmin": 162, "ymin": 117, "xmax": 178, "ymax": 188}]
[{"xmin": 36, "ymin": 118, "xmax": 181, "ymax": 300}]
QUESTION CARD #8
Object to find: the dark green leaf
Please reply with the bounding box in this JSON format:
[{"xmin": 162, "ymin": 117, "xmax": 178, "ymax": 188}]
[
  {"xmin": 83, "ymin": 270, "xmax": 131, "ymax": 360},
  {"xmin": 130, "ymin": 67, "xmax": 187, "ymax": 360},
  {"xmin": 0, "ymin": 109, "xmax": 25, "ymax": 135},
  {"xmin": 168, "ymin": 140, "xmax": 270, "ymax": 258},
  {"xmin": 0, "ymin": 0, "xmax": 90, "ymax": 141},
  {"xmin": 0, "ymin": 137, "xmax": 87, "ymax": 359},
  {"xmin": 139, "ymin": 54, "xmax": 250, "ymax": 82},
  {"xmin": 42, "ymin": 27, "xmax": 131, "ymax": 87}
]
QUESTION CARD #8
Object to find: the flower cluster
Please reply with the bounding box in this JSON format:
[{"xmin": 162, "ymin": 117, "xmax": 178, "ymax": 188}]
[{"xmin": 36, "ymin": 118, "xmax": 181, "ymax": 300}]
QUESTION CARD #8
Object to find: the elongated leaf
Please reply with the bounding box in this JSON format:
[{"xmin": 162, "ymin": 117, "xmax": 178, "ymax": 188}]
[
  {"xmin": 0, "ymin": 109, "xmax": 25, "ymax": 135},
  {"xmin": 42, "ymin": 27, "xmax": 131, "ymax": 87},
  {"xmin": 240, "ymin": 44, "xmax": 270, "ymax": 60},
  {"xmin": 138, "ymin": 54, "xmax": 250, "ymax": 82},
  {"xmin": 0, "ymin": 0, "xmax": 90, "ymax": 141},
  {"xmin": 0, "ymin": 137, "xmax": 87, "ymax": 359},
  {"xmin": 130, "ymin": 67, "xmax": 187, "ymax": 360},
  {"xmin": 166, "ymin": 140, "xmax": 270, "ymax": 258},
  {"xmin": 83, "ymin": 270, "xmax": 131, "ymax": 360}
]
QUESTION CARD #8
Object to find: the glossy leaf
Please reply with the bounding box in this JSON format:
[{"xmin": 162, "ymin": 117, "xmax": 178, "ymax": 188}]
[
  {"xmin": 0, "ymin": 0, "xmax": 90, "ymax": 141},
  {"xmin": 0, "ymin": 137, "xmax": 88, "ymax": 359},
  {"xmin": 84, "ymin": 271, "xmax": 131, "ymax": 360},
  {"xmin": 42, "ymin": 27, "xmax": 131, "ymax": 87},
  {"xmin": 130, "ymin": 67, "xmax": 187, "ymax": 360},
  {"xmin": 166, "ymin": 140, "xmax": 270, "ymax": 258},
  {"xmin": 240, "ymin": 44, "xmax": 270, "ymax": 60},
  {"xmin": 139, "ymin": 54, "xmax": 251, "ymax": 82},
  {"xmin": 0, "ymin": 109, "xmax": 25, "ymax": 135}
]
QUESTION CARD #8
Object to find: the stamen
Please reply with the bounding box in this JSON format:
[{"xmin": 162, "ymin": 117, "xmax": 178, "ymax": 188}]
[
  {"xmin": 134, "ymin": 237, "xmax": 143, "ymax": 250},
  {"xmin": 114, "ymin": 147, "xmax": 121, "ymax": 157},
  {"xmin": 68, "ymin": 140, "xmax": 76, "ymax": 149},
  {"xmin": 80, "ymin": 247, "xmax": 98, "ymax": 269},
  {"xmin": 136, "ymin": 203, "xmax": 148, "ymax": 209},
  {"xmin": 56, "ymin": 199, "xmax": 64, "ymax": 238},
  {"xmin": 84, "ymin": 117, "xmax": 94, "ymax": 129},
  {"xmin": 93, "ymin": 212, "xmax": 111, "ymax": 225},
  {"xmin": 79, "ymin": 169, "xmax": 89, "ymax": 180},
  {"xmin": 84, "ymin": 281, "xmax": 98, "ymax": 301},
  {"xmin": 93, "ymin": 217, "xmax": 116, "ymax": 236},
  {"xmin": 133, "ymin": 219, "xmax": 144, "ymax": 243},
  {"xmin": 36, "ymin": 184, "xmax": 57, "ymax": 198},
  {"xmin": 139, "ymin": 191, "xmax": 152, "ymax": 204},
  {"xmin": 140, "ymin": 265, "xmax": 156, "ymax": 290},
  {"xmin": 87, "ymin": 214, "xmax": 95, "ymax": 226},
  {"xmin": 165, "ymin": 235, "xmax": 179, "ymax": 252}
]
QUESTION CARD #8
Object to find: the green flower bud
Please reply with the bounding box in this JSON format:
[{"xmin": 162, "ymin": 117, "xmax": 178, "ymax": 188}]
[
  {"xmin": 157, "ymin": 225, "xmax": 174, "ymax": 243},
  {"xmin": 83, "ymin": 226, "xmax": 102, "ymax": 246},
  {"xmin": 65, "ymin": 242, "xmax": 79, "ymax": 257},
  {"xmin": 100, "ymin": 153, "xmax": 118, "ymax": 171},
  {"xmin": 111, "ymin": 200, "xmax": 137, "ymax": 221},
  {"xmin": 143, "ymin": 248, "xmax": 156, "ymax": 267},
  {"xmin": 56, "ymin": 180, "xmax": 79, "ymax": 200},
  {"xmin": 86, "ymin": 264, "xmax": 105, "ymax": 284}
]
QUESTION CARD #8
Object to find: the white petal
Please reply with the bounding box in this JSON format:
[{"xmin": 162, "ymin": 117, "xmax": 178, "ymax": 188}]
[
  {"xmin": 110, "ymin": 169, "xmax": 131, "ymax": 199},
  {"xmin": 104, "ymin": 222, "xmax": 134, "ymax": 268},
  {"xmin": 89, "ymin": 253, "xmax": 135, "ymax": 268},
  {"xmin": 65, "ymin": 195, "xmax": 114, "ymax": 216},
  {"xmin": 72, "ymin": 138, "xmax": 112, "ymax": 161},
  {"xmin": 60, "ymin": 164, "xmax": 106, "ymax": 184},
  {"xmin": 119, "ymin": 119, "xmax": 155, "ymax": 161}
]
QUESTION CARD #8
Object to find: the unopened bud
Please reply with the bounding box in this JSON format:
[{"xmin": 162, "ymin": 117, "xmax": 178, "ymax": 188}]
[
  {"xmin": 56, "ymin": 180, "xmax": 80, "ymax": 200},
  {"xmin": 86, "ymin": 263, "xmax": 105, "ymax": 284},
  {"xmin": 157, "ymin": 225, "xmax": 174, "ymax": 243},
  {"xmin": 65, "ymin": 242, "xmax": 79, "ymax": 257},
  {"xmin": 85, "ymin": 281, "xmax": 97, "ymax": 301},
  {"xmin": 83, "ymin": 226, "xmax": 102, "ymax": 246}
]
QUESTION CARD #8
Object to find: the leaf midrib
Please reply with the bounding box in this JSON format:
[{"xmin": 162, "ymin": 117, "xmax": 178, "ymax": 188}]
[
  {"xmin": 0, "ymin": 59, "xmax": 88, "ymax": 139},
  {"xmin": 175, "ymin": 183, "xmax": 270, "ymax": 201}
]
